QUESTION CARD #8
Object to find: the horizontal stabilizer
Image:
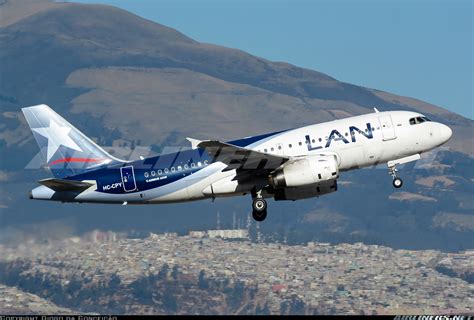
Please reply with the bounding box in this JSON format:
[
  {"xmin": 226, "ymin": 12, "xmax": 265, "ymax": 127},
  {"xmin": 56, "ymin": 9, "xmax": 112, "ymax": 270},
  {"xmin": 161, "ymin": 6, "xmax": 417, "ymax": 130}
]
[{"xmin": 38, "ymin": 178, "xmax": 94, "ymax": 192}]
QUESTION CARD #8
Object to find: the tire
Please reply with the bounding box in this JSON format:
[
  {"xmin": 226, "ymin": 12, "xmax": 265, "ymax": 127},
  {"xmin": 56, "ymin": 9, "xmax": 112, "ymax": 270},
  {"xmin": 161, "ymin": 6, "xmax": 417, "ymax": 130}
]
[
  {"xmin": 252, "ymin": 209, "xmax": 267, "ymax": 222},
  {"xmin": 392, "ymin": 177, "xmax": 403, "ymax": 188},
  {"xmin": 252, "ymin": 198, "xmax": 267, "ymax": 212}
]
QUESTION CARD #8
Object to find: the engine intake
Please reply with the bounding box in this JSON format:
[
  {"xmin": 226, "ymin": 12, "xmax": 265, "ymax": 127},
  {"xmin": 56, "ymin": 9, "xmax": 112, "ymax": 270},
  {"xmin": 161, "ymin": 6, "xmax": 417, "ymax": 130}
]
[{"xmin": 269, "ymin": 154, "xmax": 339, "ymax": 188}]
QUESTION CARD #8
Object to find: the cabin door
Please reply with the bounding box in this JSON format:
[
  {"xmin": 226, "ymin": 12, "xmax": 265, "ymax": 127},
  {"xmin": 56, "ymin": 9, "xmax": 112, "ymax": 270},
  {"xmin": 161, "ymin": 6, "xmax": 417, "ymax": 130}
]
[
  {"xmin": 378, "ymin": 115, "xmax": 397, "ymax": 141},
  {"xmin": 120, "ymin": 166, "xmax": 137, "ymax": 192}
]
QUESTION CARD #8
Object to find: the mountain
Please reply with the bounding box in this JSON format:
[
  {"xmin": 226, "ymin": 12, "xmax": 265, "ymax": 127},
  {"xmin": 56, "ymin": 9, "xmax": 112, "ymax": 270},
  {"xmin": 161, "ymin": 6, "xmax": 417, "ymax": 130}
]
[{"xmin": 0, "ymin": 0, "xmax": 472, "ymax": 251}]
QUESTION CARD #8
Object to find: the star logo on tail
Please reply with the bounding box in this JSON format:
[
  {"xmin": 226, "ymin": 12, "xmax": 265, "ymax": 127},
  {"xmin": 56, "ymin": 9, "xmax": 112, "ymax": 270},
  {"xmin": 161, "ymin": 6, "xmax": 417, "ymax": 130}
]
[{"xmin": 32, "ymin": 119, "xmax": 83, "ymax": 162}]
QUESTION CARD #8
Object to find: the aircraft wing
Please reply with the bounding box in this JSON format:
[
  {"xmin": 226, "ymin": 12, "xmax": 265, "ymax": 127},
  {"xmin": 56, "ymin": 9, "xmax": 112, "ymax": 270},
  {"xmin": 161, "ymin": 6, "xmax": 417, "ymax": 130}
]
[
  {"xmin": 38, "ymin": 178, "xmax": 94, "ymax": 192},
  {"xmin": 196, "ymin": 140, "xmax": 289, "ymax": 172}
]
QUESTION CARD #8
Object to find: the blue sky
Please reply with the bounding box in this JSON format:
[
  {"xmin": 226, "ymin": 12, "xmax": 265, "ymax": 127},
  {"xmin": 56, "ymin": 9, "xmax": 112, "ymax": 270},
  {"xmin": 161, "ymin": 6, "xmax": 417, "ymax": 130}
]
[{"xmin": 77, "ymin": 0, "xmax": 473, "ymax": 119}]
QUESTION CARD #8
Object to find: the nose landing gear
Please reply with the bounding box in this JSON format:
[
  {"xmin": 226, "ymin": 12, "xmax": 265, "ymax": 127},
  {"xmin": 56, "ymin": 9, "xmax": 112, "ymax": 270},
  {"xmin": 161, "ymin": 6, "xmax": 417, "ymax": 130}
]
[
  {"xmin": 389, "ymin": 165, "xmax": 403, "ymax": 189},
  {"xmin": 386, "ymin": 154, "xmax": 421, "ymax": 189}
]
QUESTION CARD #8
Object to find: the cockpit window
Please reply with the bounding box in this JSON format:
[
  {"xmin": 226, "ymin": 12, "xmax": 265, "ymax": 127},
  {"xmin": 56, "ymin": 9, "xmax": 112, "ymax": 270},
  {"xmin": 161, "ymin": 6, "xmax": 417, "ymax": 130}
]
[{"xmin": 409, "ymin": 116, "xmax": 431, "ymax": 125}]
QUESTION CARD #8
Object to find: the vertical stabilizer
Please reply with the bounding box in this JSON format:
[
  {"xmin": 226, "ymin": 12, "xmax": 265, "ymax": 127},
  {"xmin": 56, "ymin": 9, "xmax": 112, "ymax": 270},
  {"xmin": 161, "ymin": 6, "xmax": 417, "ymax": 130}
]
[{"xmin": 22, "ymin": 104, "xmax": 125, "ymax": 178}]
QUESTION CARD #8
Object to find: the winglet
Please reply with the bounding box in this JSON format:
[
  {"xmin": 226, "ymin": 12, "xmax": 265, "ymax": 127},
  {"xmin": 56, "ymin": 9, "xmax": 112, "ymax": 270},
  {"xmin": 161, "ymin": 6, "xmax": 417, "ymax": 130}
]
[
  {"xmin": 186, "ymin": 137, "xmax": 202, "ymax": 150},
  {"xmin": 374, "ymin": 107, "xmax": 380, "ymax": 113}
]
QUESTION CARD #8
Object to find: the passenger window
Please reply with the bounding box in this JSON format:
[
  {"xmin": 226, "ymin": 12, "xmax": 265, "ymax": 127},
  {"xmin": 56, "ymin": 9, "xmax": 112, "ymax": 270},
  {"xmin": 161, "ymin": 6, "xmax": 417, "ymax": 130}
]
[
  {"xmin": 191, "ymin": 163, "xmax": 195, "ymax": 168},
  {"xmin": 278, "ymin": 145, "xmax": 282, "ymax": 150},
  {"xmin": 144, "ymin": 172, "xmax": 149, "ymax": 178},
  {"xmin": 171, "ymin": 167, "xmax": 176, "ymax": 172},
  {"xmin": 298, "ymin": 142, "xmax": 302, "ymax": 146},
  {"xmin": 312, "ymin": 139, "xmax": 315, "ymax": 143},
  {"xmin": 271, "ymin": 147, "xmax": 274, "ymax": 151},
  {"xmin": 319, "ymin": 138, "xmax": 322, "ymax": 142},
  {"xmin": 289, "ymin": 144, "xmax": 292, "ymax": 148},
  {"xmin": 264, "ymin": 149, "xmax": 267, "ymax": 152},
  {"xmin": 178, "ymin": 166, "xmax": 182, "ymax": 171},
  {"xmin": 198, "ymin": 162, "xmax": 202, "ymax": 167},
  {"xmin": 151, "ymin": 171, "xmax": 156, "ymax": 176},
  {"xmin": 158, "ymin": 169, "xmax": 162, "ymax": 175},
  {"xmin": 164, "ymin": 168, "xmax": 169, "ymax": 173},
  {"xmin": 184, "ymin": 164, "xmax": 188, "ymax": 170},
  {"xmin": 204, "ymin": 160, "xmax": 209, "ymax": 165}
]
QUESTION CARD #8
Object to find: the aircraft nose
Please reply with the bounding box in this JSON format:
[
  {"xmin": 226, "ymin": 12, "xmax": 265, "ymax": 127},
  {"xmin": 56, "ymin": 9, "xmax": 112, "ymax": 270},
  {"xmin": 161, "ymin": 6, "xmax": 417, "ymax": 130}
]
[{"xmin": 439, "ymin": 124, "xmax": 452, "ymax": 142}]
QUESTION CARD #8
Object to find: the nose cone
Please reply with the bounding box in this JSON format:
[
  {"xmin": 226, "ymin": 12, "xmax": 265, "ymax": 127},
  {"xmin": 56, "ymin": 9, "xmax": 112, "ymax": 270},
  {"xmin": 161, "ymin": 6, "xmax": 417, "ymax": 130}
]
[{"xmin": 439, "ymin": 124, "xmax": 453, "ymax": 143}]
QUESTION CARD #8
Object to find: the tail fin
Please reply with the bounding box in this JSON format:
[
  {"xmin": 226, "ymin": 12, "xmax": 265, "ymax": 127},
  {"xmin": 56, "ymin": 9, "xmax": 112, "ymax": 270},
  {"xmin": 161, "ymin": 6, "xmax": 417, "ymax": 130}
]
[{"xmin": 22, "ymin": 104, "xmax": 125, "ymax": 178}]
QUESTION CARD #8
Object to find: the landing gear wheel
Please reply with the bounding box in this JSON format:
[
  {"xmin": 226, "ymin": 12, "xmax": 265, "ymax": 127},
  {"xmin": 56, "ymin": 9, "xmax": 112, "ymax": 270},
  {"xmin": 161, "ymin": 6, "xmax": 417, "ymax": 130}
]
[
  {"xmin": 252, "ymin": 198, "xmax": 267, "ymax": 221},
  {"xmin": 252, "ymin": 198, "xmax": 267, "ymax": 212},
  {"xmin": 392, "ymin": 177, "xmax": 403, "ymax": 188},
  {"xmin": 252, "ymin": 208, "xmax": 267, "ymax": 222}
]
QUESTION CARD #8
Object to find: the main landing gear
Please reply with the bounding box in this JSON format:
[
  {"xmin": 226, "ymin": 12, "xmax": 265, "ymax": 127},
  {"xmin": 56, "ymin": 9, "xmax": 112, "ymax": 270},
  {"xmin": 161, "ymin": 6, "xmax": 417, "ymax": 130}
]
[
  {"xmin": 387, "ymin": 154, "xmax": 421, "ymax": 189},
  {"xmin": 388, "ymin": 165, "xmax": 403, "ymax": 189},
  {"xmin": 251, "ymin": 189, "xmax": 267, "ymax": 222}
]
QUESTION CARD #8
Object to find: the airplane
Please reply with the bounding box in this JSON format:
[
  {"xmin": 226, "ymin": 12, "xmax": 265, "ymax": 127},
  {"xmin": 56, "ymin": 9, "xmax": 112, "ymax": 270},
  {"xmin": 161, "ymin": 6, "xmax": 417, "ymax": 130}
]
[{"xmin": 22, "ymin": 104, "xmax": 452, "ymax": 221}]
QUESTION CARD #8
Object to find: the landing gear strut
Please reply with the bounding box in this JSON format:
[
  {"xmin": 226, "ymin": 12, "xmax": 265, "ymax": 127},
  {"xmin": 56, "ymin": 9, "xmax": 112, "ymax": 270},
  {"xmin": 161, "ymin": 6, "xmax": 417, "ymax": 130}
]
[
  {"xmin": 388, "ymin": 165, "xmax": 403, "ymax": 189},
  {"xmin": 251, "ymin": 189, "xmax": 267, "ymax": 222}
]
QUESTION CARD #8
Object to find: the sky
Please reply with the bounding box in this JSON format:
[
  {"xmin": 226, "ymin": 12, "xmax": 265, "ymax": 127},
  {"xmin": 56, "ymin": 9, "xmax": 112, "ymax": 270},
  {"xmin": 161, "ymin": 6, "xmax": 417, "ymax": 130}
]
[{"xmin": 76, "ymin": 0, "xmax": 473, "ymax": 119}]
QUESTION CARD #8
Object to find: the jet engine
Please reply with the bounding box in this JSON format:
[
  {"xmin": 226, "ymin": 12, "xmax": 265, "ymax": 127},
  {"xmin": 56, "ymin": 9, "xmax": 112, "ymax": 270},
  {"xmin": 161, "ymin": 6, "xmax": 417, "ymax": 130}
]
[{"xmin": 268, "ymin": 154, "xmax": 339, "ymax": 188}]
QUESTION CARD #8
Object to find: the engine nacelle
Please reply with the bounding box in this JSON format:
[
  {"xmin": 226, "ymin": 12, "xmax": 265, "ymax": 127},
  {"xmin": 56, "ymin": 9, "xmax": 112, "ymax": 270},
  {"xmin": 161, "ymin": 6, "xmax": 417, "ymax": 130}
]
[
  {"xmin": 273, "ymin": 179, "xmax": 338, "ymax": 201},
  {"xmin": 269, "ymin": 154, "xmax": 339, "ymax": 188}
]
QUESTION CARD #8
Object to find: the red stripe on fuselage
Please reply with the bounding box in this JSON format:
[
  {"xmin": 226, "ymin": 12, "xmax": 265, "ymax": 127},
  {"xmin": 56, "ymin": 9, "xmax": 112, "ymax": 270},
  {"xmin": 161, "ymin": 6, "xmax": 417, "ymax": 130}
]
[{"xmin": 49, "ymin": 158, "xmax": 105, "ymax": 165}]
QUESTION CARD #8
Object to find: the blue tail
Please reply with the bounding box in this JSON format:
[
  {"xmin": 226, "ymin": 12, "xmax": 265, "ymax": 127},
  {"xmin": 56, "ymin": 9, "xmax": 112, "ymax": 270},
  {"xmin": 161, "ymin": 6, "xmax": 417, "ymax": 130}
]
[{"xmin": 22, "ymin": 104, "xmax": 125, "ymax": 178}]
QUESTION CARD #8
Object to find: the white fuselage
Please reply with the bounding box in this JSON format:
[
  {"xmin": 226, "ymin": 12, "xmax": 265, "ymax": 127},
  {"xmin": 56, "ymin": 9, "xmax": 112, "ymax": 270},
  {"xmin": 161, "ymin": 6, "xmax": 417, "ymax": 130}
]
[{"xmin": 32, "ymin": 110, "xmax": 452, "ymax": 204}]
